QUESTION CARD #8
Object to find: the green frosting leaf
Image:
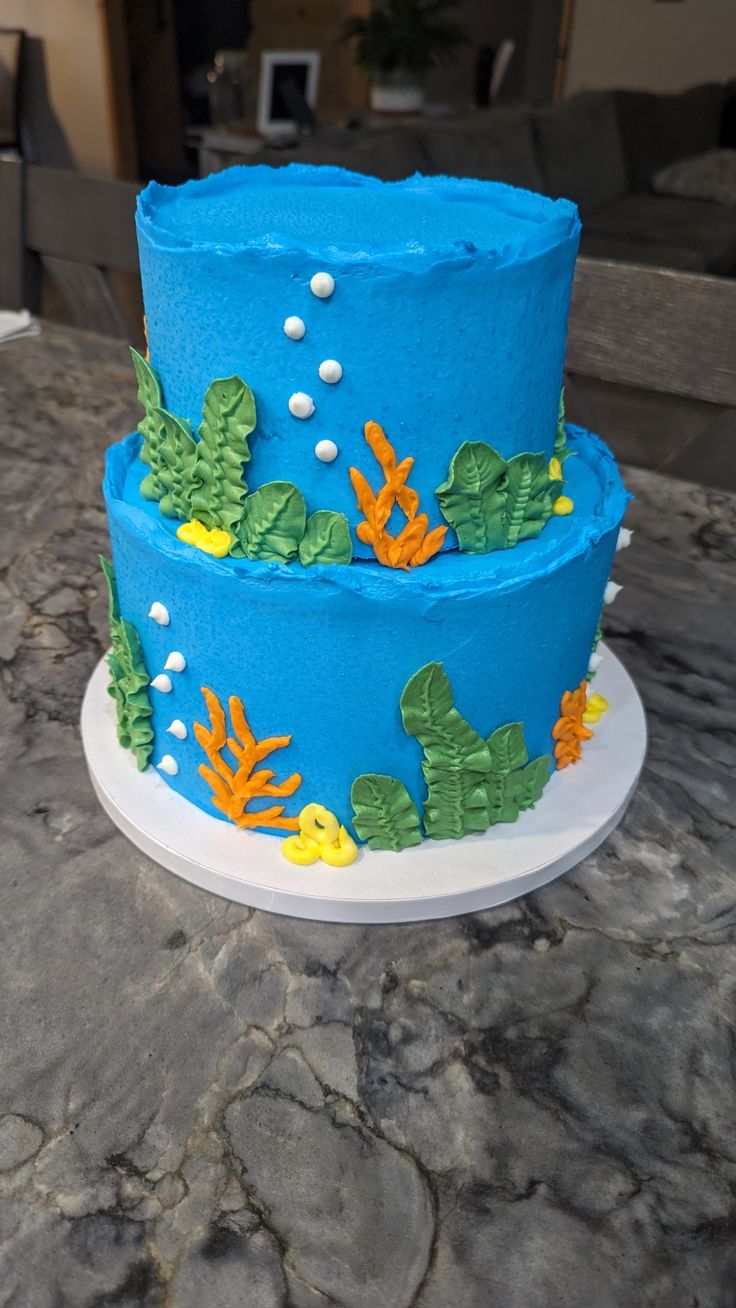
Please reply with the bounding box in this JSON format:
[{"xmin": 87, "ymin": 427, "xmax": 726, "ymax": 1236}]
[
  {"xmin": 298, "ymin": 510, "xmax": 352, "ymax": 567},
  {"xmin": 236, "ymin": 481, "xmax": 307, "ymax": 563},
  {"xmin": 554, "ymin": 388, "xmax": 575, "ymax": 465},
  {"xmin": 435, "ymin": 441, "xmax": 506, "ymax": 553},
  {"xmin": 130, "ymin": 347, "xmax": 166, "ymax": 501},
  {"xmin": 400, "ymin": 660, "xmax": 552, "ymax": 841},
  {"xmin": 190, "ymin": 375, "xmax": 255, "ymax": 535},
  {"xmin": 155, "ymin": 407, "xmax": 199, "ymax": 520},
  {"xmin": 351, "ymin": 774, "xmax": 422, "ymax": 851},
  {"xmin": 100, "ymin": 557, "xmax": 154, "ymax": 771},
  {"xmin": 400, "ymin": 662, "xmax": 492, "ymax": 840},
  {"xmin": 487, "ymin": 721, "xmax": 528, "ymax": 774},
  {"xmin": 502, "ymin": 451, "xmax": 559, "ymax": 549},
  {"xmin": 492, "ymin": 756, "xmax": 552, "ymax": 824},
  {"xmin": 436, "ymin": 440, "xmax": 560, "ymax": 554},
  {"xmin": 586, "ymin": 608, "xmax": 604, "ymax": 681}
]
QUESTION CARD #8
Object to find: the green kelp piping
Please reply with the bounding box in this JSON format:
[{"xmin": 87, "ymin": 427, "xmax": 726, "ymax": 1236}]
[{"xmin": 100, "ymin": 557, "xmax": 154, "ymax": 770}]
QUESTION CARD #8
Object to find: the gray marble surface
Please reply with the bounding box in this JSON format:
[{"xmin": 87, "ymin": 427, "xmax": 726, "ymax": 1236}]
[{"xmin": 1, "ymin": 322, "xmax": 735, "ymax": 1308}]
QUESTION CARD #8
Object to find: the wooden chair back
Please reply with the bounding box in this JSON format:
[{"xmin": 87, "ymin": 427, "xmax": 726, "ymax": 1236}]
[
  {"xmin": 0, "ymin": 156, "xmax": 141, "ymax": 338},
  {"xmin": 567, "ymin": 255, "xmax": 736, "ymax": 409}
]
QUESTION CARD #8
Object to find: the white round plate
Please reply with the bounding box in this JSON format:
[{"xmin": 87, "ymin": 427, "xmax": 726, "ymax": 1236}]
[{"xmin": 81, "ymin": 646, "xmax": 646, "ymax": 923}]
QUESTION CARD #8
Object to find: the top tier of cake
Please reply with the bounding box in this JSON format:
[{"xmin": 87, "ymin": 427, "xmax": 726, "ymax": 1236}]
[{"xmin": 136, "ymin": 165, "xmax": 580, "ymax": 549}]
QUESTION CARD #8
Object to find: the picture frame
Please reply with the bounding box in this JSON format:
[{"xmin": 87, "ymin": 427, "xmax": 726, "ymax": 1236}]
[{"xmin": 257, "ymin": 50, "xmax": 321, "ymax": 139}]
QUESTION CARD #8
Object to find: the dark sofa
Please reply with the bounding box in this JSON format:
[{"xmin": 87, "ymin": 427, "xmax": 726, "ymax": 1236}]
[{"xmin": 242, "ymin": 82, "xmax": 736, "ymax": 275}]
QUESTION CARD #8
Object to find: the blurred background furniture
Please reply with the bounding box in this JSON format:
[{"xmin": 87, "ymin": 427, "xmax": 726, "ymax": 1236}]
[
  {"xmin": 207, "ymin": 81, "xmax": 736, "ymax": 275},
  {"xmin": 0, "ymin": 157, "xmax": 141, "ymax": 339},
  {"xmin": 0, "ymin": 27, "xmax": 25, "ymax": 153}
]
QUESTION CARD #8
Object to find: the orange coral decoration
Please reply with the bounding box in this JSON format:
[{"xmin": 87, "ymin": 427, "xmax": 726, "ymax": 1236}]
[
  {"xmin": 194, "ymin": 687, "xmax": 301, "ymax": 830},
  {"xmin": 349, "ymin": 420, "xmax": 447, "ymax": 570},
  {"xmin": 552, "ymin": 680, "xmax": 595, "ymax": 769}
]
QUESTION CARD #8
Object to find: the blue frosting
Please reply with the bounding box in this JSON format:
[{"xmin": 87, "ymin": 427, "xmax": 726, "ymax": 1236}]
[
  {"xmin": 136, "ymin": 165, "xmax": 581, "ymax": 556},
  {"xmin": 104, "ymin": 423, "xmax": 630, "ymax": 836}
]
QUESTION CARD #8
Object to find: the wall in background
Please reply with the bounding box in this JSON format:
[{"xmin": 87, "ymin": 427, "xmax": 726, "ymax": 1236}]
[
  {"xmin": 2, "ymin": 0, "xmax": 114, "ymax": 172},
  {"xmin": 567, "ymin": 0, "xmax": 736, "ymax": 95}
]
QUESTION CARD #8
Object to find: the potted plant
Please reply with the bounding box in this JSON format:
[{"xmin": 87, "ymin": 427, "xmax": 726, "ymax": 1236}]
[{"xmin": 343, "ymin": 0, "xmax": 466, "ymax": 114}]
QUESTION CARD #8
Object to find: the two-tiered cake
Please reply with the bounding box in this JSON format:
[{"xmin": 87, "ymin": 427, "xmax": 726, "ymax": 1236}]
[{"xmin": 101, "ymin": 165, "xmax": 629, "ymax": 867}]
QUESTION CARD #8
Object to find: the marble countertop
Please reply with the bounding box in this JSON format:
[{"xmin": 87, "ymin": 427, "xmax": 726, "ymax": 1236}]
[{"xmin": 1, "ymin": 322, "xmax": 735, "ymax": 1308}]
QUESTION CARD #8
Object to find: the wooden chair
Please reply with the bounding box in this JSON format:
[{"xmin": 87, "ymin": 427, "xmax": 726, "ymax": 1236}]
[
  {"xmin": 567, "ymin": 255, "xmax": 736, "ymax": 409},
  {"xmin": 0, "ymin": 155, "xmax": 141, "ymax": 338}
]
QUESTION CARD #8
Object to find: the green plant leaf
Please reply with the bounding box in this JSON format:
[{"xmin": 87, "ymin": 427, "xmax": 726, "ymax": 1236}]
[
  {"xmin": 299, "ymin": 510, "xmax": 352, "ymax": 567},
  {"xmin": 237, "ymin": 481, "xmax": 307, "ymax": 563},
  {"xmin": 502, "ymin": 451, "xmax": 557, "ymax": 548},
  {"xmin": 401, "ymin": 662, "xmax": 490, "ymax": 773},
  {"xmin": 190, "ymin": 375, "xmax": 255, "ymax": 534},
  {"xmin": 155, "ymin": 407, "xmax": 199, "ymax": 520},
  {"xmin": 130, "ymin": 347, "xmax": 166, "ymax": 501},
  {"xmin": 100, "ymin": 557, "xmax": 154, "ymax": 770},
  {"xmin": 487, "ymin": 721, "xmax": 528, "ymax": 775},
  {"xmin": 435, "ymin": 440, "xmax": 507, "ymax": 552},
  {"xmin": 401, "ymin": 661, "xmax": 492, "ymax": 840},
  {"xmin": 502, "ymin": 755, "xmax": 551, "ymax": 816},
  {"xmin": 351, "ymin": 774, "xmax": 422, "ymax": 851},
  {"xmin": 554, "ymin": 388, "xmax": 575, "ymax": 464}
]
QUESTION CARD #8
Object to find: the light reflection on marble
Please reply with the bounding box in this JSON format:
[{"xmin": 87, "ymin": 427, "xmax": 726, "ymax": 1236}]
[{"xmin": 1, "ymin": 323, "xmax": 735, "ymax": 1307}]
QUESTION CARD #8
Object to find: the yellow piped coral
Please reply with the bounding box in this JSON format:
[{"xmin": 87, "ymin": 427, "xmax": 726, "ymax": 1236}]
[
  {"xmin": 552, "ymin": 495, "xmax": 574, "ymax": 516},
  {"xmin": 583, "ymin": 691, "xmax": 609, "ymax": 725},
  {"xmin": 177, "ymin": 519, "xmax": 232, "ymax": 558},
  {"xmin": 283, "ymin": 803, "xmax": 358, "ymax": 867},
  {"xmin": 349, "ymin": 421, "xmax": 447, "ymax": 570},
  {"xmin": 548, "ymin": 456, "xmax": 563, "ymax": 480}
]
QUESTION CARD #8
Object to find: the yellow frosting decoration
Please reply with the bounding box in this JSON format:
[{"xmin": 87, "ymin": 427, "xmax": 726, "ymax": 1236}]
[
  {"xmin": 549, "ymin": 456, "xmax": 563, "ymax": 480},
  {"xmin": 552, "ymin": 495, "xmax": 574, "ymax": 516},
  {"xmin": 282, "ymin": 802, "xmax": 359, "ymax": 867},
  {"xmin": 583, "ymin": 691, "xmax": 609, "ymax": 725},
  {"xmin": 177, "ymin": 519, "xmax": 232, "ymax": 557}
]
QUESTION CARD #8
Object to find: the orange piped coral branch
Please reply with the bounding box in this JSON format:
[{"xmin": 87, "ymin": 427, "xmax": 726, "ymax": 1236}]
[
  {"xmin": 552, "ymin": 680, "xmax": 595, "ymax": 769},
  {"xmin": 194, "ymin": 687, "xmax": 301, "ymax": 829},
  {"xmin": 349, "ymin": 420, "xmax": 447, "ymax": 570}
]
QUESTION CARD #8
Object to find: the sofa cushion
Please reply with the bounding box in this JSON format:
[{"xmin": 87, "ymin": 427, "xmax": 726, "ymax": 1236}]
[
  {"xmin": 579, "ymin": 231, "xmax": 710, "ymax": 273},
  {"xmin": 614, "ymin": 83, "xmax": 727, "ymax": 190},
  {"xmin": 534, "ymin": 92, "xmax": 628, "ymax": 214},
  {"xmin": 653, "ymin": 148, "xmax": 736, "ymax": 207},
  {"xmin": 583, "ymin": 192, "xmax": 736, "ymax": 274},
  {"xmin": 420, "ymin": 108, "xmax": 544, "ymax": 191}
]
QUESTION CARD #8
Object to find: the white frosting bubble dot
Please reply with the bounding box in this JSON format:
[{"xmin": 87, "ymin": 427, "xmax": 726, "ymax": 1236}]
[
  {"xmin": 148, "ymin": 601, "xmax": 170, "ymax": 626},
  {"xmin": 156, "ymin": 755, "xmax": 179, "ymax": 776},
  {"xmin": 166, "ymin": 719, "xmax": 188, "ymax": 740},
  {"xmin": 310, "ymin": 272, "xmax": 335, "ymax": 299},
  {"xmin": 164, "ymin": 651, "xmax": 186, "ymax": 672},
  {"xmin": 288, "ymin": 392, "xmax": 315, "ymax": 419},
  {"xmin": 283, "ymin": 315, "xmax": 306, "ymax": 340},
  {"xmin": 318, "ymin": 359, "xmax": 343, "ymax": 384},
  {"xmin": 150, "ymin": 673, "xmax": 173, "ymax": 694},
  {"xmin": 315, "ymin": 440, "xmax": 339, "ymax": 463}
]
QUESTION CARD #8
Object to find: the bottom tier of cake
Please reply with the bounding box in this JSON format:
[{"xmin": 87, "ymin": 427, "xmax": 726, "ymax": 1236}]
[{"xmin": 103, "ymin": 424, "xmax": 629, "ymax": 852}]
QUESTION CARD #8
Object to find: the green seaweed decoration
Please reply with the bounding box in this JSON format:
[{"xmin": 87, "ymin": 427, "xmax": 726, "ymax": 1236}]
[
  {"xmin": 554, "ymin": 388, "xmax": 575, "ymax": 465},
  {"xmin": 99, "ymin": 557, "xmax": 154, "ymax": 770},
  {"xmin": 235, "ymin": 481, "xmax": 307, "ymax": 563},
  {"xmin": 190, "ymin": 376, "xmax": 256, "ymax": 536},
  {"xmin": 586, "ymin": 608, "xmax": 604, "ymax": 682},
  {"xmin": 155, "ymin": 408, "xmax": 198, "ymax": 520},
  {"xmin": 351, "ymin": 774, "xmax": 422, "ymax": 851},
  {"xmin": 400, "ymin": 662, "xmax": 551, "ymax": 840},
  {"xmin": 299, "ymin": 510, "xmax": 352, "ymax": 567},
  {"xmin": 130, "ymin": 348, "xmax": 166, "ymax": 502},
  {"xmin": 436, "ymin": 441, "xmax": 560, "ymax": 554}
]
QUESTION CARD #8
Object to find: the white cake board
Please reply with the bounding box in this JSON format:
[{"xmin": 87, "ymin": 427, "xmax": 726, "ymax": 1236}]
[{"xmin": 81, "ymin": 645, "xmax": 646, "ymax": 924}]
